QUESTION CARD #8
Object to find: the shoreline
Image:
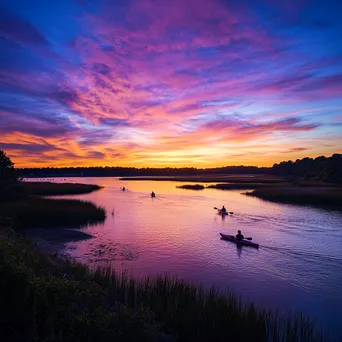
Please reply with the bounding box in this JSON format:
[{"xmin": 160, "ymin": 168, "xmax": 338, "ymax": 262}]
[{"xmin": 119, "ymin": 175, "xmax": 284, "ymax": 183}]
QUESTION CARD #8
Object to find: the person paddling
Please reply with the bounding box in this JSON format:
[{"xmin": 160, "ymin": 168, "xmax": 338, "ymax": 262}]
[
  {"xmin": 122, "ymin": 187, "xmax": 126, "ymax": 191},
  {"xmin": 221, "ymin": 206, "xmax": 227, "ymax": 214},
  {"xmin": 151, "ymin": 191, "xmax": 155, "ymax": 197},
  {"xmin": 236, "ymin": 230, "xmax": 244, "ymax": 241}
]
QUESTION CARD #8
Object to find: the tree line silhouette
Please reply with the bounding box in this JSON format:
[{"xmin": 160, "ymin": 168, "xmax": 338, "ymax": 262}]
[{"xmin": 12, "ymin": 153, "xmax": 341, "ymax": 183}]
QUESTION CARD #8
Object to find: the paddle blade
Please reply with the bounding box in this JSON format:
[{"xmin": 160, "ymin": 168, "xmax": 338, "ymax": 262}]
[
  {"xmin": 245, "ymin": 237, "xmax": 252, "ymax": 240},
  {"xmin": 214, "ymin": 207, "xmax": 218, "ymax": 210},
  {"xmin": 229, "ymin": 212, "xmax": 234, "ymax": 214}
]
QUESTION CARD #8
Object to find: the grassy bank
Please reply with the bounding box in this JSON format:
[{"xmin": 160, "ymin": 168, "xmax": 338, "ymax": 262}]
[
  {"xmin": 0, "ymin": 229, "xmax": 328, "ymax": 342},
  {"xmin": 23, "ymin": 181, "xmax": 103, "ymax": 196},
  {"xmin": 0, "ymin": 197, "xmax": 106, "ymax": 229},
  {"xmin": 206, "ymin": 183, "xmax": 288, "ymax": 190},
  {"xmin": 246, "ymin": 186, "xmax": 342, "ymax": 206},
  {"xmin": 0, "ymin": 181, "xmax": 106, "ymax": 230}
]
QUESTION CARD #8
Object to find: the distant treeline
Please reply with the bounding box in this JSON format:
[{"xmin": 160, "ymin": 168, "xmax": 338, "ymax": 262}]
[
  {"xmin": 272, "ymin": 153, "xmax": 342, "ymax": 183},
  {"xmin": 18, "ymin": 165, "xmax": 268, "ymax": 177},
  {"xmin": 17, "ymin": 154, "xmax": 342, "ymax": 183}
]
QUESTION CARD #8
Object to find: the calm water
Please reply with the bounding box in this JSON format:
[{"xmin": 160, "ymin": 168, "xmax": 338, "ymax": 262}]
[{"xmin": 32, "ymin": 177, "xmax": 342, "ymax": 338}]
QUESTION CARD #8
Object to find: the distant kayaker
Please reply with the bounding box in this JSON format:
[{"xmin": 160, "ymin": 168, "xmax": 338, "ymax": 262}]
[
  {"xmin": 122, "ymin": 187, "xmax": 126, "ymax": 191},
  {"xmin": 221, "ymin": 206, "xmax": 227, "ymax": 214},
  {"xmin": 151, "ymin": 191, "xmax": 155, "ymax": 197},
  {"xmin": 236, "ymin": 230, "xmax": 244, "ymax": 241}
]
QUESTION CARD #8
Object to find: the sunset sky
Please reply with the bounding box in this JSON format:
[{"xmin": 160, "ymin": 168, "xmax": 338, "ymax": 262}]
[{"xmin": 1, "ymin": 0, "xmax": 342, "ymax": 168}]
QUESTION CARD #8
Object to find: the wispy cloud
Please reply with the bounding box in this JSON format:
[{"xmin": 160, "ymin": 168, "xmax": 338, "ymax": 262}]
[{"xmin": 0, "ymin": 0, "xmax": 341, "ymax": 167}]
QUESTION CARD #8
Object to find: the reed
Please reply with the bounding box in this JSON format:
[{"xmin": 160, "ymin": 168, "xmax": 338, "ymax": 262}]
[{"xmin": 91, "ymin": 267, "xmax": 328, "ymax": 342}]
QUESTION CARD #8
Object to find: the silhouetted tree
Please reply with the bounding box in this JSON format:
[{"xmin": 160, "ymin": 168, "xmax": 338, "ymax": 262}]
[
  {"xmin": 0, "ymin": 150, "xmax": 16, "ymax": 183},
  {"xmin": 0, "ymin": 150, "xmax": 22, "ymax": 201}
]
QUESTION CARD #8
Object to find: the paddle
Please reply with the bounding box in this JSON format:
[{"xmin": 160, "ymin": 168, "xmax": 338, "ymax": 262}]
[{"xmin": 214, "ymin": 207, "xmax": 234, "ymax": 214}]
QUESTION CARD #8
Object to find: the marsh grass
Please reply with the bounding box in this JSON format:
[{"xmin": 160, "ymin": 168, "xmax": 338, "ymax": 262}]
[
  {"xmin": 0, "ymin": 197, "xmax": 106, "ymax": 229},
  {"xmin": 246, "ymin": 187, "xmax": 342, "ymax": 205},
  {"xmin": 23, "ymin": 181, "xmax": 103, "ymax": 196},
  {"xmin": 91, "ymin": 267, "xmax": 328, "ymax": 342}
]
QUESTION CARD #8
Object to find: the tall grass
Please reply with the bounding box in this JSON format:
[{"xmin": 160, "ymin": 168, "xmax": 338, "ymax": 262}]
[
  {"xmin": 23, "ymin": 181, "xmax": 103, "ymax": 196},
  {"xmin": 91, "ymin": 267, "xmax": 328, "ymax": 342},
  {"xmin": 0, "ymin": 197, "xmax": 106, "ymax": 229}
]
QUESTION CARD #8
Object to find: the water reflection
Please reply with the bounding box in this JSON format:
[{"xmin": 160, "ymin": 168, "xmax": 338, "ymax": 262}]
[
  {"xmin": 29, "ymin": 177, "xmax": 342, "ymax": 338},
  {"xmin": 236, "ymin": 244, "xmax": 243, "ymax": 258}
]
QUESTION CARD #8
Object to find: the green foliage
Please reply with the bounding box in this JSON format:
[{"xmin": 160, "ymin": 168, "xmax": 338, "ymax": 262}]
[{"xmin": 0, "ymin": 197, "xmax": 106, "ymax": 229}]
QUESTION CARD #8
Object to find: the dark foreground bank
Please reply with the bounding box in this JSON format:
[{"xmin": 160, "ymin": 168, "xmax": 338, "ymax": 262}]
[{"xmin": 0, "ymin": 226, "xmax": 329, "ymax": 342}]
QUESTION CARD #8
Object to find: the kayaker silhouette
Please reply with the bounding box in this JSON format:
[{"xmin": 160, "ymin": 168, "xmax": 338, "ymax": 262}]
[
  {"xmin": 151, "ymin": 191, "xmax": 156, "ymax": 198},
  {"xmin": 122, "ymin": 187, "xmax": 126, "ymax": 191},
  {"xmin": 221, "ymin": 206, "xmax": 227, "ymax": 214},
  {"xmin": 236, "ymin": 230, "xmax": 244, "ymax": 241}
]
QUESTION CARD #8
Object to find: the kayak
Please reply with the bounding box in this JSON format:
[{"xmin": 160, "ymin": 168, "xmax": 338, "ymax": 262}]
[
  {"xmin": 218, "ymin": 209, "xmax": 228, "ymax": 216},
  {"xmin": 219, "ymin": 233, "xmax": 259, "ymax": 248}
]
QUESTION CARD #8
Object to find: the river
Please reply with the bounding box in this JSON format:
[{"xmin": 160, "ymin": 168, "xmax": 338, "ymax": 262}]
[{"xmin": 30, "ymin": 177, "xmax": 342, "ymax": 338}]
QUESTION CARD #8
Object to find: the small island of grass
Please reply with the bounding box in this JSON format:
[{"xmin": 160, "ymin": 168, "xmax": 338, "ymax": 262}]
[
  {"xmin": 177, "ymin": 184, "xmax": 205, "ymax": 190},
  {"xmin": 246, "ymin": 186, "xmax": 342, "ymax": 206},
  {"xmin": 23, "ymin": 181, "xmax": 103, "ymax": 196}
]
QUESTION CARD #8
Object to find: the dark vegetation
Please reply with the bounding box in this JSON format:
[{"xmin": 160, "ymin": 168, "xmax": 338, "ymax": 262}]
[
  {"xmin": 0, "ymin": 198, "xmax": 106, "ymax": 229},
  {"xmin": 0, "ymin": 229, "xmax": 328, "ymax": 342},
  {"xmin": 23, "ymin": 181, "xmax": 102, "ymax": 196},
  {"xmin": 0, "ymin": 150, "xmax": 106, "ymax": 229},
  {"xmin": 246, "ymin": 187, "xmax": 342, "ymax": 206},
  {"xmin": 177, "ymin": 184, "xmax": 205, "ymax": 190},
  {"xmin": 18, "ymin": 154, "xmax": 342, "ymax": 184},
  {"xmin": 207, "ymin": 183, "xmax": 285, "ymax": 190},
  {"xmin": 18, "ymin": 165, "xmax": 267, "ymax": 177},
  {"xmin": 120, "ymin": 175, "xmax": 283, "ymax": 183},
  {"xmin": 272, "ymin": 154, "xmax": 342, "ymax": 183}
]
